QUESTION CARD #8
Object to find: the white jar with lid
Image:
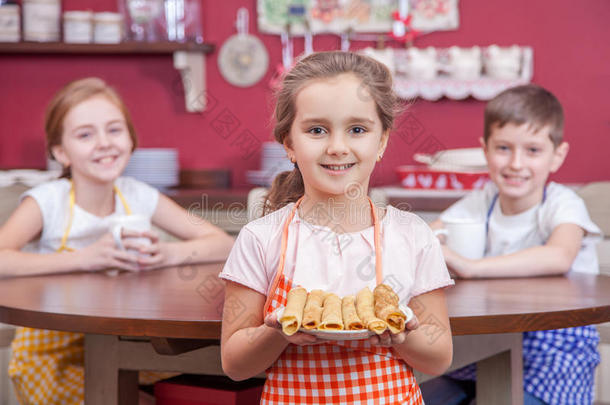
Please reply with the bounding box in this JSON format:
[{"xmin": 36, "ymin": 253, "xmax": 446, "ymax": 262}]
[
  {"xmin": 23, "ymin": 0, "xmax": 61, "ymax": 42},
  {"xmin": 0, "ymin": 3, "xmax": 20, "ymax": 42},
  {"xmin": 63, "ymin": 10, "xmax": 93, "ymax": 43},
  {"xmin": 93, "ymin": 12, "xmax": 123, "ymax": 44}
]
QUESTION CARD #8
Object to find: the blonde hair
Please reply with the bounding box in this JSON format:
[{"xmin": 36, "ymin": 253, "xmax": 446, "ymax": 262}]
[
  {"xmin": 45, "ymin": 77, "xmax": 137, "ymax": 177},
  {"xmin": 264, "ymin": 51, "xmax": 400, "ymax": 214}
]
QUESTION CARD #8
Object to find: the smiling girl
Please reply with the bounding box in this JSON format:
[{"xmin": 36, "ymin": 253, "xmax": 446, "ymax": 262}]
[
  {"xmin": 0, "ymin": 77, "xmax": 234, "ymax": 404},
  {"xmin": 220, "ymin": 51, "xmax": 454, "ymax": 404}
]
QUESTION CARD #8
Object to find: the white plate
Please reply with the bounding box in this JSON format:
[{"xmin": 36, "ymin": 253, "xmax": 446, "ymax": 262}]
[{"xmin": 275, "ymin": 305, "xmax": 413, "ymax": 341}]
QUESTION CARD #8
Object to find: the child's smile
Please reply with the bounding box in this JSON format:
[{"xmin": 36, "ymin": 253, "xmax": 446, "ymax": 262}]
[
  {"xmin": 285, "ymin": 73, "xmax": 388, "ymax": 200},
  {"xmin": 52, "ymin": 96, "xmax": 133, "ymax": 185},
  {"xmin": 483, "ymin": 122, "xmax": 567, "ymax": 214}
]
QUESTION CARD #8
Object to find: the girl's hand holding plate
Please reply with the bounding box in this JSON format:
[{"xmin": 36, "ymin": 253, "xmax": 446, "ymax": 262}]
[{"xmin": 264, "ymin": 311, "xmax": 324, "ymax": 346}]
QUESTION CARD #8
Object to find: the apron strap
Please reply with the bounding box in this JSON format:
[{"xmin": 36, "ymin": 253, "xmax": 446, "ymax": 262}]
[
  {"xmin": 263, "ymin": 196, "xmax": 383, "ymax": 314},
  {"xmin": 57, "ymin": 186, "xmax": 77, "ymax": 253},
  {"xmin": 58, "ymin": 181, "xmax": 131, "ymax": 253},
  {"xmin": 263, "ymin": 196, "xmax": 305, "ymax": 314}
]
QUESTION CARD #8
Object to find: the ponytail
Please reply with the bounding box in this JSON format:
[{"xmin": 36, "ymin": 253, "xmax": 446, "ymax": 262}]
[{"xmin": 263, "ymin": 166, "xmax": 304, "ymax": 215}]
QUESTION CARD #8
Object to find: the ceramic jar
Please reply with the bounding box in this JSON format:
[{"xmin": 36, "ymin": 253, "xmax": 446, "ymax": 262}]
[
  {"xmin": 405, "ymin": 47, "xmax": 438, "ymax": 80},
  {"xmin": 23, "ymin": 0, "xmax": 60, "ymax": 42},
  {"xmin": 484, "ymin": 45, "xmax": 522, "ymax": 80},
  {"xmin": 63, "ymin": 11, "xmax": 93, "ymax": 43},
  {"xmin": 447, "ymin": 46, "xmax": 482, "ymax": 80}
]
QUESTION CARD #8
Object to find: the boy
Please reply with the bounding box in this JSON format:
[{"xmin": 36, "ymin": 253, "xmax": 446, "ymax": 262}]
[{"xmin": 422, "ymin": 85, "xmax": 602, "ymax": 405}]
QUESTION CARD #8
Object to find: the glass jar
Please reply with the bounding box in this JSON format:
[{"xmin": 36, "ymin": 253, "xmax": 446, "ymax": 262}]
[{"xmin": 0, "ymin": 1, "xmax": 20, "ymax": 42}]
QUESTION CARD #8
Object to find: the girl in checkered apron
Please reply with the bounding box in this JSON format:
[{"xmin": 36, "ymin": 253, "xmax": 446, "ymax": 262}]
[
  {"xmin": 0, "ymin": 78, "xmax": 234, "ymax": 404},
  {"xmin": 219, "ymin": 51, "xmax": 455, "ymax": 404}
]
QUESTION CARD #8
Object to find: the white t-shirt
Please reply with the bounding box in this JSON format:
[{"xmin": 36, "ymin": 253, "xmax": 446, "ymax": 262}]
[
  {"xmin": 440, "ymin": 181, "xmax": 602, "ymax": 274},
  {"xmin": 21, "ymin": 177, "xmax": 159, "ymax": 253},
  {"xmin": 220, "ymin": 204, "xmax": 454, "ymax": 304}
]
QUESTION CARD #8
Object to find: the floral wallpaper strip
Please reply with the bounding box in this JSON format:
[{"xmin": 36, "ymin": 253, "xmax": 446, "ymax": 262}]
[{"xmin": 257, "ymin": 0, "xmax": 459, "ymax": 35}]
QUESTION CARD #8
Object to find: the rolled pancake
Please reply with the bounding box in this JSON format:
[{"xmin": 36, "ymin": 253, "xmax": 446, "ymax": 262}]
[
  {"xmin": 302, "ymin": 289, "xmax": 325, "ymax": 330},
  {"xmin": 319, "ymin": 293, "xmax": 344, "ymax": 330},
  {"xmin": 280, "ymin": 287, "xmax": 307, "ymax": 336},
  {"xmin": 355, "ymin": 287, "xmax": 387, "ymax": 334},
  {"xmin": 373, "ymin": 284, "xmax": 407, "ymax": 334},
  {"xmin": 341, "ymin": 295, "xmax": 365, "ymax": 330}
]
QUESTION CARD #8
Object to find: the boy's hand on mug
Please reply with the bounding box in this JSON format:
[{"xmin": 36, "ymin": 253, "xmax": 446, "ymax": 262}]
[
  {"xmin": 369, "ymin": 314, "xmax": 419, "ymax": 347},
  {"xmin": 263, "ymin": 312, "xmax": 324, "ymax": 346},
  {"xmin": 78, "ymin": 232, "xmax": 141, "ymax": 272}
]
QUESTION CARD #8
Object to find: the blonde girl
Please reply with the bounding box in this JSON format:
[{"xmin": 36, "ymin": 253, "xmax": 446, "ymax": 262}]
[
  {"xmin": 219, "ymin": 51, "xmax": 454, "ymax": 404},
  {"xmin": 0, "ymin": 77, "xmax": 234, "ymax": 404}
]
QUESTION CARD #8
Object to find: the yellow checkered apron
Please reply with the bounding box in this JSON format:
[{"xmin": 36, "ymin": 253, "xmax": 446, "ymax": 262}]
[{"xmin": 8, "ymin": 183, "xmax": 176, "ymax": 404}]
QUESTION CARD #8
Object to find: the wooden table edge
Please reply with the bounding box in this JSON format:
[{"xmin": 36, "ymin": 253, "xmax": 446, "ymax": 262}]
[
  {"xmin": 450, "ymin": 306, "xmax": 610, "ymax": 335},
  {"xmin": 0, "ymin": 306, "xmax": 222, "ymax": 339}
]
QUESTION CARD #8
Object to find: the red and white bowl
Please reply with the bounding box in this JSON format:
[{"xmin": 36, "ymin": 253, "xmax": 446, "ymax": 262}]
[{"xmin": 396, "ymin": 165, "xmax": 489, "ymax": 190}]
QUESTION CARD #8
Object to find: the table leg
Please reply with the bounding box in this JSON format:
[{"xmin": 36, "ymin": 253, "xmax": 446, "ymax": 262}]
[
  {"xmin": 84, "ymin": 334, "xmax": 138, "ymax": 405},
  {"xmin": 476, "ymin": 334, "xmax": 523, "ymax": 405},
  {"xmin": 414, "ymin": 333, "xmax": 523, "ymax": 404}
]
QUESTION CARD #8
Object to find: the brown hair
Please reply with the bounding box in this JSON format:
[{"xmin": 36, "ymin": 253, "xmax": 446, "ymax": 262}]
[
  {"xmin": 264, "ymin": 51, "xmax": 400, "ymax": 215},
  {"xmin": 45, "ymin": 77, "xmax": 137, "ymax": 178},
  {"xmin": 484, "ymin": 84, "xmax": 564, "ymax": 147}
]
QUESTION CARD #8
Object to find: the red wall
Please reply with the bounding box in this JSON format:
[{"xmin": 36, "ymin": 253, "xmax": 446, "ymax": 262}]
[{"xmin": 1, "ymin": 0, "xmax": 609, "ymax": 187}]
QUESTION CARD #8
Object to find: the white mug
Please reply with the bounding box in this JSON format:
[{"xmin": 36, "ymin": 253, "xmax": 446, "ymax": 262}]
[
  {"xmin": 108, "ymin": 215, "xmax": 151, "ymax": 254},
  {"xmin": 435, "ymin": 218, "xmax": 486, "ymax": 260}
]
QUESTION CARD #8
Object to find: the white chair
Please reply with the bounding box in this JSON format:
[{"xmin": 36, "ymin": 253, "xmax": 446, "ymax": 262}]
[
  {"xmin": 247, "ymin": 187, "xmax": 268, "ymax": 222},
  {"xmin": 577, "ymin": 182, "xmax": 610, "ymax": 404}
]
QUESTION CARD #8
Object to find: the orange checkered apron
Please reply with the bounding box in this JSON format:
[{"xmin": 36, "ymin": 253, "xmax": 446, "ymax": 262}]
[
  {"xmin": 8, "ymin": 183, "xmax": 174, "ymax": 405},
  {"xmin": 261, "ymin": 197, "xmax": 423, "ymax": 405}
]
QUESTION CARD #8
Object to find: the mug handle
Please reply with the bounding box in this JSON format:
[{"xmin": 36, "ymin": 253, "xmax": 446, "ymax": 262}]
[
  {"xmin": 433, "ymin": 228, "xmax": 448, "ymax": 243},
  {"xmin": 111, "ymin": 225, "xmax": 125, "ymax": 251},
  {"xmin": 432, "ymin": 229, "xmax": 448, "ymax": 237}
]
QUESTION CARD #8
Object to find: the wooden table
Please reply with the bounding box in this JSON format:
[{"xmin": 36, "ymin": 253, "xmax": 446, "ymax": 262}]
[{"xmin": 1, "ymin": 265, "xmax": 609, "ymax": 405}]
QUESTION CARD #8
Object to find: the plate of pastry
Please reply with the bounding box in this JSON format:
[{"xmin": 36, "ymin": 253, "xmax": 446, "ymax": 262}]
[{"xmin": 275, "ymin": 284, "xmax": 414, "ymax": 341}]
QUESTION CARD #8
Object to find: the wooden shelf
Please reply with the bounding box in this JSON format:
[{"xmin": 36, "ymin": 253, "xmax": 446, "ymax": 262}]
[
  {"xmin": 0, "ymin": 41, "xmax": 215, "ymax": 112},
  {"xmin": 0, "ymin": 41, "xmax": 214, "ymax": 54}
]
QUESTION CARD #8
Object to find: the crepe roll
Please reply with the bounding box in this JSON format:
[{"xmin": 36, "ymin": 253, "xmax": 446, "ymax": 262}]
[
  {"xmin": 319, "ymin": 293, "xmax": 344, "ymax": 330},
  {"xmin": 356, "ymin": 287, "xmax": 387, "ymax": 334},
  {"xmin": 302, "ymin": 289, "xmax": 326, "ymax": 330},
  {"xmin": 342, "ymin": 295, "xmax": 365, "ymax": 330},
  {"xmin": 374, "ymin": 284, "xmax": 407, "ymax": 334},
  {"xmin": 280, "ymin": 287, "xmax": 308, "ymax": 336}
]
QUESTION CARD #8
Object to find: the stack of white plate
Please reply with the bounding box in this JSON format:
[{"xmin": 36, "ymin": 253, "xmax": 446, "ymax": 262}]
[
  {"xmin": 246, "ymin": 142, "xmax": 293, "ymax": 186},
  {"xmin": 0, "ymin": 170, "xmax": 61, "ymax": 187},
  {"xmin": 123, "ymin": 148, "xmax": 179, "ymax": 190}
]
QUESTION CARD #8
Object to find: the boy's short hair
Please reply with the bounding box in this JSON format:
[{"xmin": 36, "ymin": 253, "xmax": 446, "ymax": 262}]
[{"xmin": 484, "ymin": 84, "xmax": 564, "ymax": 147}]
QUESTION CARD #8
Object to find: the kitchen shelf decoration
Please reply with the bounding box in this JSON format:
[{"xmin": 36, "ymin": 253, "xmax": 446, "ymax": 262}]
[
  {"xmin": 391, "ymin": 45, "xmax": 534, "ymax": 101},
  {"xmin": 0, "ymin": 41, "xmax": 214, "ymax": 112}
]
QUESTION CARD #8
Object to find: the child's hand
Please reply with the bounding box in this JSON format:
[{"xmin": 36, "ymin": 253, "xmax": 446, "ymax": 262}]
[
  {"xmin": 77, "ymin": 232, "xmax": 141, "ymax": 272},
  {"xmin": 263, "ymin": 311, "xmax": 324, "ymax": 346},
  {"xmin": 441, "ymin": 245, "xmax": 473, "ymax": 278},
  {"xmin": 368, "ymin": 315, "xmax": 419, "ymax": 347},
  {"xmin": 121, "ymin": 229, "xmax": 166, "ymax": 270}
]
